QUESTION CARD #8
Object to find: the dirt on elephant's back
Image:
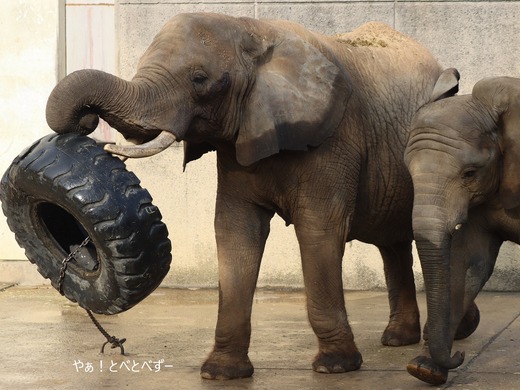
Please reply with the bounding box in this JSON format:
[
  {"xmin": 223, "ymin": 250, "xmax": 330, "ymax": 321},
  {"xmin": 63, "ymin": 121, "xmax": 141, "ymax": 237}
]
[
  {"xmin": 334, "ymin": 21, "xmax": 417, "ymax": 51},
  {"xmin": 333, "ymin": 21, "xmax": 440, "ymax": 75}
]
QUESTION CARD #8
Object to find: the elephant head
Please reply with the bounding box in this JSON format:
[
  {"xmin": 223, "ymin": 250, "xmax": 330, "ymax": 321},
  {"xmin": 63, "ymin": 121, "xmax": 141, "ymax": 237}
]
[
  {"xmin": 46, "ymin": 13, "xmax": 350, "ymax": 166},
  {"xmin": 404, "ymin": 76, "xmax": 520, "ymax": 372}
]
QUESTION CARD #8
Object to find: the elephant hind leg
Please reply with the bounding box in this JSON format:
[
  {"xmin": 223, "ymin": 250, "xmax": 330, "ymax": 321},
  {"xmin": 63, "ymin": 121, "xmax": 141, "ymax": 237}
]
[
  {"xmin": 379, "ymin": 242, "xmax": 421, "ymax": 346},
  {"xmin": 454, "ymin": 301, "xmax": 480, "ymax": 340}
]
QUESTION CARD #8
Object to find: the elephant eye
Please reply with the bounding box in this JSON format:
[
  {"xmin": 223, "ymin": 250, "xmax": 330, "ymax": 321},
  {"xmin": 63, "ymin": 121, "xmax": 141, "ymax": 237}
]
[
  {"xmin": 462, "ymin": 169, "xmax": 477, "ymax": 179},
  {"xmin": 191, "ymin": 71, "xmax": 208, "ymax": 84}
]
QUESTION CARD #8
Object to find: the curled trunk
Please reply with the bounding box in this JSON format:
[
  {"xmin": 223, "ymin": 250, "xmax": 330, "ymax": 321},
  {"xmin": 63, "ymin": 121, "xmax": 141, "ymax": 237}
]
[{"xmin": 46, "ymin": 69, "xmax": 160, "ymax": 141}]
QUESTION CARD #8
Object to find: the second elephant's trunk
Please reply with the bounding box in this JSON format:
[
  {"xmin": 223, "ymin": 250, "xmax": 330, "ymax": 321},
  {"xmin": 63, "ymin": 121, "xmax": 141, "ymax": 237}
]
[{"xmin": 413, "ymin": 190, "xmax": 465, "ymax": 370}]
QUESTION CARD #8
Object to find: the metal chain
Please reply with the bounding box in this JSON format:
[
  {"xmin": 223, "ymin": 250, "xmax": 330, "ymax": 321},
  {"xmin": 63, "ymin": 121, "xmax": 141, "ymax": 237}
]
[
  {"xmin": 86, "ymin": 309, "xmax": 127, "ymax": 355},
  {"xmin": 57, "ymin": 236, "xmax": 127, "ymax": 355},
  {"xmin": 57, "ymin": 236, "xmax": 91, "ymax": 295}
]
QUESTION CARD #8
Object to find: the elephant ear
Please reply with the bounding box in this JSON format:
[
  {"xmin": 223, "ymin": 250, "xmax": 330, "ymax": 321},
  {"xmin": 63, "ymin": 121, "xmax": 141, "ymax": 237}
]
[
  {"xmin": 235, "ymin": 30, "xmax": 350, "ymax": 166},
  {"xmin": 429, "ymin": 68, "xmax": 460, "ymax": 102},
  {"xmin": 473, "ymin": 77, "xmax": 520, "ymax": 209}
]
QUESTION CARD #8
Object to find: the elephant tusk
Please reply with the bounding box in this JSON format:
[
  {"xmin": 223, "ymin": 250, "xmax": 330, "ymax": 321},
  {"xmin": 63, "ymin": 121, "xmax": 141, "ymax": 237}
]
[
  {"xmin": 454, "ymin": 223, "xmax": 462, "ymax": 231},
  {"xmin": 104, "ymin": 131, "xmax": 177, "ymax": 158}
]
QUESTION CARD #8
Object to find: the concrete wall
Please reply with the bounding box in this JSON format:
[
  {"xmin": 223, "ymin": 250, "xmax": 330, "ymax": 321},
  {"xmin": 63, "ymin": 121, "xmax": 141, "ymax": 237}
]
[
  {"xmin": 117, "ymin": 0, "xmax": 520, "ymax": 290},
  {"xmin": 1, "ymin": 0, "xmax": 520, "ymax": 291},
  {"xmin": 0, "ymin": 1, "xmax": 64, "ymax": 283},
  {"xmin": 0, "ymin": 0, "xmax": 116, "ymax": 283},
  {"xmin": 66, "ymin": 0, "xmax": 117, "ymax": 142}
]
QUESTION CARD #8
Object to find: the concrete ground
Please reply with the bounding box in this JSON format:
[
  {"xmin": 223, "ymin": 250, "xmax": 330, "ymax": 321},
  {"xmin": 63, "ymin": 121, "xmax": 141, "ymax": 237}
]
[{"xmin": 1, "ymin": 284, "xmax": 519, "ymax": 390}]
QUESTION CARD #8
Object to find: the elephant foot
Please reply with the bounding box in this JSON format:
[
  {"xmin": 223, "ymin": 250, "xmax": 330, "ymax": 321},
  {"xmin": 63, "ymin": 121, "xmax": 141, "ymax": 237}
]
[
  {"xmin": 406, "ymin": 355, "xmax": 448, "ymax": 385},
  {"xmin": 200, "ymin": 351, "xmax": 254, "ymax": 380},
  {"xmin": 312, "ymin": 350, "xmax": 363, "ymax": 373},
  {"xmin": 455, "ymin": 301, "xmax": 480, "ymax": 340},
  {"xmin": 381, "ymin": 318, "xmax": 421, "ymax": 346}
]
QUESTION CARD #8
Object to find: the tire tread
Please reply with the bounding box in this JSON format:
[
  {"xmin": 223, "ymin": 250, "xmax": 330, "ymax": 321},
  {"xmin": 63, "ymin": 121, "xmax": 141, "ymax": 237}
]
[{"xmin": 0, "ymin": 133, "xmax": 171, "ymax": 314}]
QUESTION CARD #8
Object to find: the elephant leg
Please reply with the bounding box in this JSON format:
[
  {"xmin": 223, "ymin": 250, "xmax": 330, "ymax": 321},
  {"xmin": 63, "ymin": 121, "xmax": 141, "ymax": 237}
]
[
  {"xmin": 407, "ymin": 225, "xmax": 502, "ymax": 385},
  {"xmin": 451, "ymin": 226, "xmax": 500, "ymax": 342},
  {"xmin": 454, "ymin": 300, "xmax": 480, "ymax": 340},
  {"xmin": 378, "ymin": 242, "xmax": 421, "ymax": 346},
  {"xmin": 423, "ymin": 300, "xmax": 480, "ymax": 341},
  {"xmin": 448, "ymin": 225, "xmax": 500, "ymax": 342},
  {"xmin": 201, "ymin": 198, "xmax": 273, "ymax": 380},
  {"xmin": 295, "ymin": 222, "xmax": 362, "ymax": 374},
  {"xmin": 423, "ymin": 301, "xmax": 480, "ymax": 341},
  {"xmin": 406, "ymin": 340, "xmax": 449, "ymax": 386}
]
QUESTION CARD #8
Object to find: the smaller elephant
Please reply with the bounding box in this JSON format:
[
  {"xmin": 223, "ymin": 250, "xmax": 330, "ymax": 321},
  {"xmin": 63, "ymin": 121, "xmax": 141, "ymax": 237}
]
[{"xmin": 404, "ymin": 76, "xmax": 520, "ymax": 385}]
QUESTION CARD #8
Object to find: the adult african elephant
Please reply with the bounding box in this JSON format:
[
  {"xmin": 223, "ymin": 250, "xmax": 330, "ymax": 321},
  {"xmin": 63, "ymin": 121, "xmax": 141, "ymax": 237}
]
[
  {"xmin": 46, "ymin": 13, "xmax": 460, "ymax": 379},
  {"xmin": 405, "ymin": 76, "xmax": 520, "ymax": 385}
]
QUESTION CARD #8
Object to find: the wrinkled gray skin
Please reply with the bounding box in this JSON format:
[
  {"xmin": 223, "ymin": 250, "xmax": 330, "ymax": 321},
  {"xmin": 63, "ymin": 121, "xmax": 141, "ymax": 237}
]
[
  {"xmin": 46, "ymin": 13, "xmax": 462, "ymax": 380},
  {"xmin": 404, "ymin": 77, "xmax": 520, "ymax": 385}
]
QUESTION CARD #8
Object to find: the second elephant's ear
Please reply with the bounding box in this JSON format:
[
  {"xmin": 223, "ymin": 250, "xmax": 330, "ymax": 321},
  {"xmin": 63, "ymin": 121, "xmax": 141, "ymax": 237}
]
[
  {"xmin": 235, "ymin": 28, "xmax": 350, "ymax": 166},
  {"xmin": 429, "ymin": 68, "xmax": 460, "ymax": 102},
  {"xmin": 473, "ymin": 77, "xmax": 520, "ymax": 209}
]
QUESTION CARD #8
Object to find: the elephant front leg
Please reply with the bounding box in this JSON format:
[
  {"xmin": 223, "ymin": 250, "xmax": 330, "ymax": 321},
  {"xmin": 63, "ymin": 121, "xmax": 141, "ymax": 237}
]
[
  {"xmin": 407, "ymin": 224, "xmax": 501, "ymax": 385},
  {"xmin": 406, "ymin": 340, "xmax": 450, "ymax": 385},
  {"xmin": 200, "ymin": 200, "xmax": 273, "ymax": 380},
  {"xmin": 296, "ymin": 226, "xmax": 363, "ymax": 373},
  {"xmin": 407, "ymin": 302, "xmax": 480, "ymax": 385},
  {"xmin": 378, "ymin": 242, "xmax": 421, "ymax": 346}
]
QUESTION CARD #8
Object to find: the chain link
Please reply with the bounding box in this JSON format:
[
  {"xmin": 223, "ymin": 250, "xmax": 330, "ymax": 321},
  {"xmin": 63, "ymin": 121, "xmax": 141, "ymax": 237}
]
[
  {"xmin": 57, "ymin": 236, "xmax": 91, "ymax": 295},
  {"xmin": 86, "ymin": 309, "xmax": 127, "ymax": 354},
  {"xmin": 57, "ymin": 235, "xmax": 127, "ymax": 355}
]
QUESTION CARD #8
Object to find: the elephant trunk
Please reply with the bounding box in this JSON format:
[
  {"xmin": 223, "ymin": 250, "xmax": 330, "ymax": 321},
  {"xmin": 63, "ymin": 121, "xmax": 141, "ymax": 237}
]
[
  {"xmin": 413, "ymin": 184, "xmax": 465, "ymax": 370},
  {"xmin": 46, "ymin": 69, "xmax": 178, "ymax": 157},
  {"xmin": 47, "ymin": 69, "xmax": 143, "ymax": 136}
]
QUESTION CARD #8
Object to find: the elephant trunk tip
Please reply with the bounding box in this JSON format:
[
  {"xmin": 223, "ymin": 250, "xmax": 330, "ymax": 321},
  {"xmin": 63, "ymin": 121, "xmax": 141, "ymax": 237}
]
[
  {"xmin": 46, "ymin": 90, "xmax": 100, "ymax": 135},
  {"xmin": 434, "ymin": 350, "xmax": 465, "ymax": 370},
  {"xmin": 45, "ymin": 109, "xmax": 99, "ymax": 135},
  {"xmin": 78, "ymin": 112, "xmax": 100, "ymax": 134},
  {"xmin": 45, "ymin": 68, "xmax": 121, "ymax": 135}
]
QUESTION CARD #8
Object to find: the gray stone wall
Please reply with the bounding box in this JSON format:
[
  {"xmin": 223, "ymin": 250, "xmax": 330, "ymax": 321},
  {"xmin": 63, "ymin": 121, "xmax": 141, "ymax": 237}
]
[
  {"xmin": 115, "ymin": 1, "xmax": 520, "ymax": 291},
  {"xmin": 3, "ymin": 1, "xmax": 518, "ymax": 290},
  {"xmin": 118, "ymin": 0, "xmax": 520, "ymax": 93}
]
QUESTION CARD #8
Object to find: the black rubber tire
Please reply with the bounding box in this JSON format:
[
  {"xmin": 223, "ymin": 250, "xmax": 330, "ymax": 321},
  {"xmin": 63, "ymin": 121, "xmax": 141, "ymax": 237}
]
[{"xmin": 0, "ymin": 133, "xmax": 171, "ymax": 314}]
